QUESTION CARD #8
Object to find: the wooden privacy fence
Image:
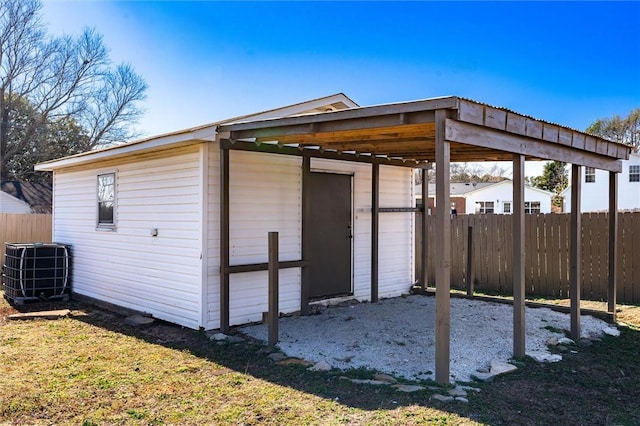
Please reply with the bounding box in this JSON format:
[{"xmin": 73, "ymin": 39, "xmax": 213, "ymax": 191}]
[
  {"xmin": 416, "ymin": 212, "xmax": 640, "ymax": 304},
  {"xmin": 0, "ymin": 214, "xmax": 52, "ymax": 260}
]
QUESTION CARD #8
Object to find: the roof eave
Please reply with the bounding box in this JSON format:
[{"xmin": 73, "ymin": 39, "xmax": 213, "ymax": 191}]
[{"xmin": 35, "ymin": 126, "xmax": 217, "ymax": 171}]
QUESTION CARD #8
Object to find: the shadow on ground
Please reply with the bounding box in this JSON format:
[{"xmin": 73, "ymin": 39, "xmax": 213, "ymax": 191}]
[{"xmin": 4, "ymin": 298, "xmax": 640, "ymax": 425}]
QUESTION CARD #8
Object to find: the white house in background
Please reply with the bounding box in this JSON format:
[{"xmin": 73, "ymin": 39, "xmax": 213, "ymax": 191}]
[
  {"xmin": 0, "ymin": 188, "xmax": 31, "ymax": 213},
  {"xmin": 35, "ymin": 93, "xmax": 417, "ymax": 331},
  {"xmin": 562, "ymin": 152, "xmax": 640, "ymax": 212},
  {"xmin": 0, "ymin": 181, "xmax": 53, "ymax": 213},
  {"xmin": 417, "ymin": 180, "xmax": 553, "ymax": 214}
]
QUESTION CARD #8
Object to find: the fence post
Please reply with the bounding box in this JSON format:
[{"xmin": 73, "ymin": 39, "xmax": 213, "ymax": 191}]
[
  {"xmin": 268, "ymin": 232, "xmax": 279, "ymax": 346},
  {"xmin": 466, "ymin": 225, "xmax": 474, "ymax": 296}
]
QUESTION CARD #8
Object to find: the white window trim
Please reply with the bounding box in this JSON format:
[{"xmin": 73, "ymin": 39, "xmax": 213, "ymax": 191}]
[
  {"xmin": 629, "ymin": 165, "xmax": 640, "ymax": 182},
  {"xmin": 503, "ymin": 201, "xmax": 512, "ymax": 214},
  {"xmin": 96, "ymin": 171, "xmax": 117, "ymax": 231},
  {"xmin": 476, "ymin": 201, "xmax": 494, "ymax": 214},
  {"xmin": 524, "ymin": 201, "xmax": 541, "ymax": 214}
]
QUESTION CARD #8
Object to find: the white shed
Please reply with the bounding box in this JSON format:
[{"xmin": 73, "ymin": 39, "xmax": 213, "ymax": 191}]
[
  {"xmin": 35, "ymin": 94, "xmax": 417, "ymax": 330},
  {"xmin": 37, "ymin": 93, "xmax": 631, "ymax": 385}
]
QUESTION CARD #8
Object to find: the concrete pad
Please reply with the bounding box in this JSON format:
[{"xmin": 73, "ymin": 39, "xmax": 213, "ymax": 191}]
[{"xmin": 8, "ymin": 309, "xmax": 70, "ymax": 320}]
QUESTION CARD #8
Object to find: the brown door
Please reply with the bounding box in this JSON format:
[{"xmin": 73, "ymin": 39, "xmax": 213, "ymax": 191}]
[{"xmin": 308, "ymin": 172, "xmax": 352, "ymax": 298}]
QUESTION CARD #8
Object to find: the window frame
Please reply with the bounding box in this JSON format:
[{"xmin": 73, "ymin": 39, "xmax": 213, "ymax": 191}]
[
  {"xmin": 585, "ymin": 166, "xmax": 596, "ymax": 183},
  {"xmin": 476, "ymin": 201, "xmax": 495, "ymax": 214},
  {"xmin": 96, "ymin": 172, "xmax": 117, "ymax": 230},
  {"xmin": 503, "ymin": 201, "xmax": 512, "ymax": 214},
  {"xmin": 630, "ymin": 165, "xmax": 640, "ymax": 182},
  {"xmin": 524, "ymin": 201, "xmax": 541, "ymax": 214}
]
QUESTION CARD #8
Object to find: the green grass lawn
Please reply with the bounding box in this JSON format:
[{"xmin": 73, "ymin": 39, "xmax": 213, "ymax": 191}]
[{"xmin": 1, "ymin": 297, "xmax": 639, "ymax": 425}]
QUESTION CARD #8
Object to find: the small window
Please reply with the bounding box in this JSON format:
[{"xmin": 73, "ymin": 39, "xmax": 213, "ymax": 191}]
[
  {"xmin": 585, "ymin": 167, "xmax": 596, "ymax": 183},
  {"xmin": 503, "ymin": 201, "xmax": 512, "ymax": 214},
  {"xmin": 97, "ymin": 173, "xmax": 116, "ymax": 228},
  {"xmin": 475, "ymin": 201, "xmax": 494, "ymax": 214},
  {"xmin": 525, "ymin": 201, "xmax": 541, "ymax": 214},
  {"xmin": 630, "ymin": 165, "xmax": 640, "ymax": 182}
]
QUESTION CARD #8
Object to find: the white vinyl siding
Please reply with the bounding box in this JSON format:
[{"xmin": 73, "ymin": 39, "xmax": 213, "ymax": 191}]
[
  {"xmin": 52, "ymin": 145, "xmax": 203, "ymax": 328},
  {"xmin": 227, "ymin": 151, "xmax": 302, "ymax": 327},
  {"xmin": 378, "ymin": 165, "xmax": 414, "ymax": 298},
  {"xmin": 206, "ymin": 144, "xmax": 220, "ymax": 329},
  {"xmin": 206, "ymin": 150, "xmax": 302, "ymax": 328}
]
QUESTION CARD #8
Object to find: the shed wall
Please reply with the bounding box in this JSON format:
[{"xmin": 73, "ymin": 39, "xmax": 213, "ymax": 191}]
[
  {"xmin": 205, "ymin": 150, "xmax": 414, "ymax": 330},
  {"xmin": 52, "ymin": 145, "xmax": 204, "ymax": 328}
]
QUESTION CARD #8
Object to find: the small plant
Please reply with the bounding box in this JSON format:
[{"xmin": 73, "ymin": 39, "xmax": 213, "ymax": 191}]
[{"xmin": 126, "ymin": 409, "xmax": 146, "ymax": 420}]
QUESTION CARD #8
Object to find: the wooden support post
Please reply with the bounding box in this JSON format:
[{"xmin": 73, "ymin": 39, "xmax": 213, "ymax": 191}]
[
  {"xmin": 512, "ymin": 154, "xmax": 526, "ymax": 358},
  {"xmin": 421, "ymin": 167, "xmax": 429, "ymax": 291},
  {"xmin": 301, "ymin": 154, "xmax": 311, "ymax": 315},
  {"xmin": 268, "ymin": 232, "xmax": 279, "ymax": 346},
  {"xmin": 371, "ymin": 161, "xmax": 379, "ymax": 303},
  {"xmin": 608, "ymin": 171, "xmax": 618, "ymax": 318},
  {"xmin": 434, "ymin": 109, "xmax": 451, "ymax": 385},
  {"xmin": 220, "ymin": 145, "xmax": 230, "ymax": 332},
  {"xmin": 466, "ymin": 226, "xmax": 474, "ymax": 296},
  {"xmin": 570, "ymin": 164, "xmax": 582, "ymax": 340}
]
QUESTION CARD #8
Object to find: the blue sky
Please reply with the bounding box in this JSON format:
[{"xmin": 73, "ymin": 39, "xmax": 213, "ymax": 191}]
[{"xmin": 41, "ymin": 1, "xmax": 639, "ymax": 175}]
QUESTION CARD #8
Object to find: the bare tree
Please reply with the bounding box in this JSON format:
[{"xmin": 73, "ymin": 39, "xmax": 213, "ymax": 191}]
[
  {"xmin": 586, "ymin": 108, "xmax": 640, "ymax": 152},
  {"xmin": 415, "ymin": 162, "xmax": 508, "ymax": 185},
  {"xmin": 0, "ymin": 0, "xmax": 147, "ymax": 180}
]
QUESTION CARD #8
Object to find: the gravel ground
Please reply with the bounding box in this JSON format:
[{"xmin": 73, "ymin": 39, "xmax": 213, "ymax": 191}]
[{"xmin": 241, "ymin": 295, "xmax": 616, "ymax": 383}]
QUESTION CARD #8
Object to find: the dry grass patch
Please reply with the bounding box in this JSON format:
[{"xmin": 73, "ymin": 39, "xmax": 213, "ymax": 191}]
[
  {"xmin": 1, "ymin": 295, "xmax": 639, "ymax": 425},
  {"xmin": 0, "ymin": 301, "xmax": 473, "ymax": 425}
]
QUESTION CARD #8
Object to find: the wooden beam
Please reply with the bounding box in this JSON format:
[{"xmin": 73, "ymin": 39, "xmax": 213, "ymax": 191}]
[
  {"xmin": 512, "ymin": 154, "xmax": 526, "ymax": 358},
  {"xmin": 220, "ymin": 145, "xmax": 230, "ymax": 332},
  {"xmin": 570, "ymin": 164, "xmax": 582, "ymax": 340},
  {"xmin": 225, "ymin": 260, "xmax": 308, "ymax": 274},
  {"xmin": 445, "ymin": 119, "xmax": 624, "ymax": 172},
  {"xmin": 301, "ymin": 154, "xmax": 311, "ymax": 316},
  {"xmin": 220, "ymin": 139, "xmax": 426, "ymax": 169},
  {"xmin": 434, "ymin": 109, "xmax": 451, "ymax": 385},
  {"xmin": 457, "ymin": 99, "xmax": 629, "ymax": 160},
  {"xmin": 371, "ymin": 162, "xmax": 380, "ymax": 303},
  {"xmin": 263, "ymin": 124, "xmax": 435, "ymax": 144},
  {"xmin": 421, "ymin": 168, "xmax": 429, "ymax": 291},
  {"xmin": 268, "ymin": 232, "xmax": 279, "ymax": 346},
  {"xmin": 608, "ymin": 171, "xmax": 618, "ymax": 318}
]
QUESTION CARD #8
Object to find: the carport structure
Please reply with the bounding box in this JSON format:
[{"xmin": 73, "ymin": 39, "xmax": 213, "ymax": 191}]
[{"xmin": 218, "ymin": 96, "xmax": 631, "ymax": 384}]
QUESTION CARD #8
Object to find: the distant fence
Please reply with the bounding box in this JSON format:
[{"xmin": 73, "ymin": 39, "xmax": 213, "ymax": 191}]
[
  {"xmin": 0, "ymin": 214, "xmax": 52, "ymax": 260},
  {"xmin": 416, "ymin": 212, "xmax": 640, "ymax": 305}
]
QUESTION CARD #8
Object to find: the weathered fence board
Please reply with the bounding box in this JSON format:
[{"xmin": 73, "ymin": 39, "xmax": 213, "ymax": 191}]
[
  {"xmin": 0, "ymin": 214, "xmax": 52, "ymax": 261},
  {"xmin": 416, "ymin": 212, "xmax": 640, "ymax": 305}
]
